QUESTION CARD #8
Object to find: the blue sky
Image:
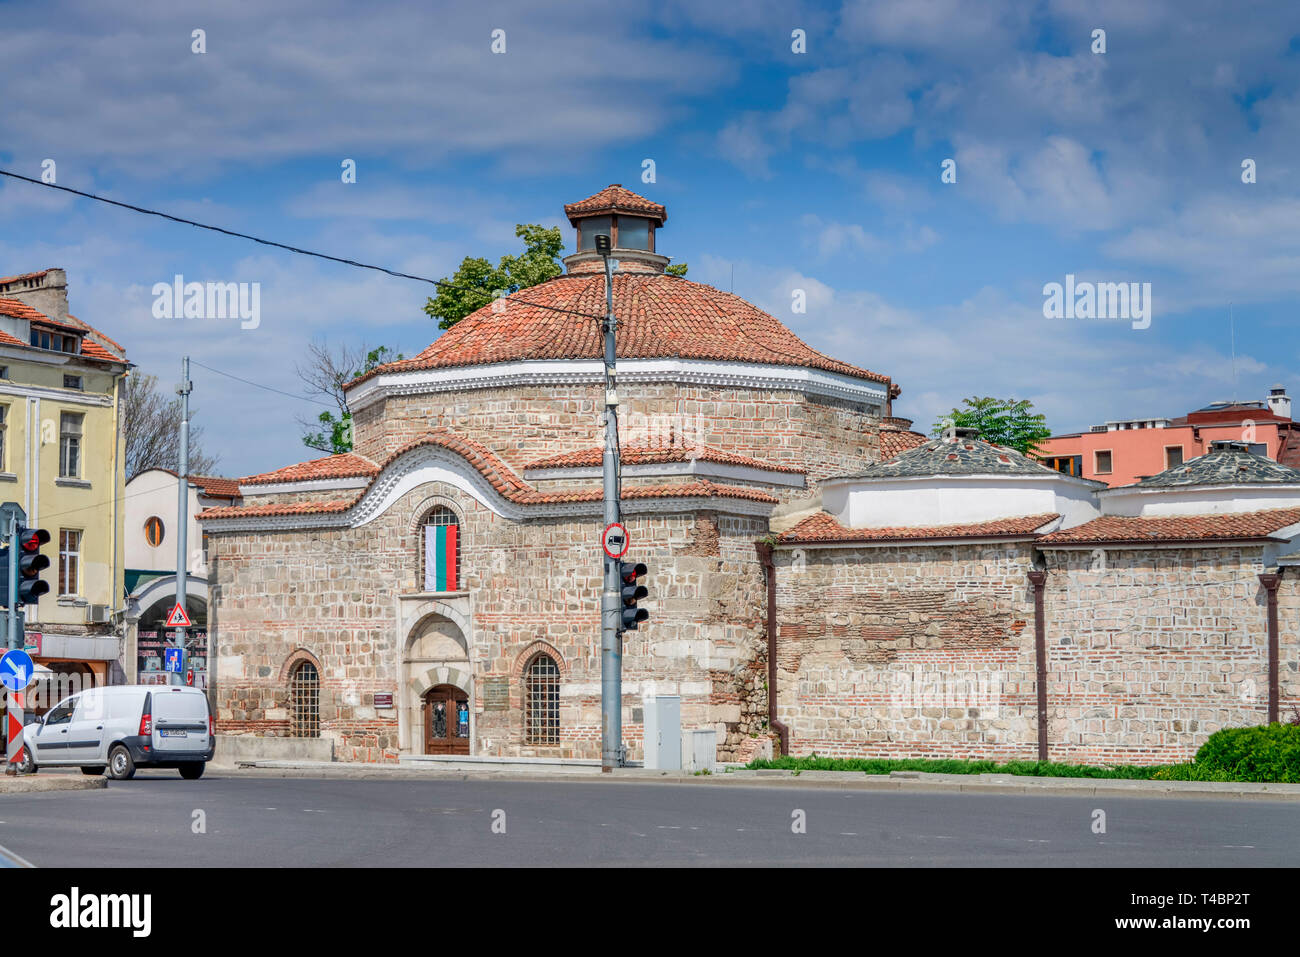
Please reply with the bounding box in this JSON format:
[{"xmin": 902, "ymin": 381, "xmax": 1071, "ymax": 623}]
[{"xmin": 2, "ymin": 0, "xmax": 1299, "ymax": 475}]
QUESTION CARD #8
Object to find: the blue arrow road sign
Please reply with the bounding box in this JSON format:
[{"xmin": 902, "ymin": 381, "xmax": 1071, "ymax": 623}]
[
  {"xmin": 164, "ymin": 647, "xmax": 184, "ymax": 674},
  {"xmin": 0, "ymin": 649, "xmax": 34, "ymax": 692}
]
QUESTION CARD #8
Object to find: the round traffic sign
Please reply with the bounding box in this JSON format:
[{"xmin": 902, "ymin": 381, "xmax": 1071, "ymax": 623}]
[
  {"xmin": 0, "ymin": 649, "xmax": 34, "ymax": 692},
  {"xmin": 602, "ymin": 522, "xmax": 629, "ymax": 559}
]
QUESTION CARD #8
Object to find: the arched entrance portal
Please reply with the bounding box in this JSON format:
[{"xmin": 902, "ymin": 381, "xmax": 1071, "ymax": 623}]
[
  {"xmin": 423, "ymin": 684, "xmax": 469, "ymax": 754},
  {"xmin": 401, "ymin": 608, "xmax": 473, "ymax": 755}
]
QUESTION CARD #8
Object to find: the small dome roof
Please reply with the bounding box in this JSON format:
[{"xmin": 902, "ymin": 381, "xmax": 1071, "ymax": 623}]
[
  {"xmin": 1129, "ymin": 441, "xmax": 1300, "ymax": 488},
  {"xmin": 830, "ymin": 434, "xmax": 1074, "ymax": 480}
]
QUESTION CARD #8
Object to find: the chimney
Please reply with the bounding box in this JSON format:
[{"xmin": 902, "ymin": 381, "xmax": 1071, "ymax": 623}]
[
  {"xmin": 1, "ymin": 268, "xmax": 69, "ymax": 322},
  {"xmin": 1268, "ymin": 384, "xmax": 1291, "ymax": 421}
]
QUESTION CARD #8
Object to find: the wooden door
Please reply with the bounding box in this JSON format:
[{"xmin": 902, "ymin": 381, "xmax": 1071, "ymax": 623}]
[{"xmin": 423, "ymin": 684, "xmax": 469, "ymax": 755}]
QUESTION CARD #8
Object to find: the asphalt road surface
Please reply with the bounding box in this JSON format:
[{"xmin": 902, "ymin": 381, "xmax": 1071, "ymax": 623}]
[{"xmin": 1, "ymin": 771, "xmax": 1297, "ymax": 866}]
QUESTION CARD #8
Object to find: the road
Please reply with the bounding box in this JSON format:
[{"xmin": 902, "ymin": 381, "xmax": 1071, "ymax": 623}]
[{"xmin": 1, "ymin": 770, "xmax": 1297, "ymax": 866}]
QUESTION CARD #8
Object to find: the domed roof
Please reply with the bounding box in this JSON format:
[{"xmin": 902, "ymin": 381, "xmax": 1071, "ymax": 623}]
[
  {"xmin": 349, "ymin": 272, "xmax": 889, "ymax": 387},
  {"xmin": 830, "ymin": 430, "xmax": 1077, "ymax": 480},
  {"xmin": 1126, "ymin": 441, "xmax": 1300, "ymax": 488}
]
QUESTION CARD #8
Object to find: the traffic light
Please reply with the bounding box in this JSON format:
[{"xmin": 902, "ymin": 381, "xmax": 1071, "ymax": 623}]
[
  {"xmin": 618, "ymin": 561, "xmax": 649, "ymax": 631},
  {"xmin": 0, "ymin": 527, "xmax": 51, "ymax": 607}
]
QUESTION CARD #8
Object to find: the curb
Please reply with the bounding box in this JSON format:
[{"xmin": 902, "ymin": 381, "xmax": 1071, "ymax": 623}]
[
  {"xmin": 221, "ymin": 762, "xmax": 1300, "ymax": 801},
  {"xmin": 0, "ymin": 774, "xmax": 107, "ymax": 795}
]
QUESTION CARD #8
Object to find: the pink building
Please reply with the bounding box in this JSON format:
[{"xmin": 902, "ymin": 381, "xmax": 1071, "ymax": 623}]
[{"xmin": 1037, "ymin": 386, "xmax": 1300, "ymax": 487}]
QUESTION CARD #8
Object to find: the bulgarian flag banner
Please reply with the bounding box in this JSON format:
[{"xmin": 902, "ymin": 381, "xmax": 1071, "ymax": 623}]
[{"xmin": 424, "ymin": 524, "xmax": 458, "ymax": 592}]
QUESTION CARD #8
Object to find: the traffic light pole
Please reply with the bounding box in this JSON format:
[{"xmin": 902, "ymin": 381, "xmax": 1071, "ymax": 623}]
[
  {"xmin": 599, "ymin": 243, "xmax": 624, "ymax": 771},
  {"xmin": 3, "ymin": 504, "xmax": 21, "ymax": 651},
  {"xmin": 172, "ymin": 356, "xmax": 192, "ymax": 687}
]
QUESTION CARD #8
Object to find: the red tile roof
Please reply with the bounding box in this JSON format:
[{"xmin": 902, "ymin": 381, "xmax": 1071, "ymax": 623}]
[
  {"xmin": 0, "ymin": 297, "xmax": 48, "ymax": 322},
  {"xmin": 190, "ymin": 475, "xmax": 241, "ymax": 499},
  {"xmin": 0, "ymin": 270, "xmax": 51, "ymax": 286},
  {"xmin": 67, "ymin": 314, "xmax": 127, "ymax": 358},
  {"xmin": 0, "ymin": 299, "xmax": 128, "ymax": 363},
  {"xmin": 778, "ymin": 511, "xmax": 1060, "ymax": 545},
  {"xmin": 524, "ymin": 442, "xmax": 805, "ymax": 474},
  {"xmin": 879, "ymin": 429, "xmax": 928, "ymax": 460},
  {"xmin": 206, "ymin": 430, "xmax": 777, "ymax": 521},
  {"xmin": 201, "ymin": 499, "xmax": 355, "ymax": 520},
  {"xmin": 564, "ymin": 185, "xmax": 666, "ymax": 224},
  {"xmin": 241, "ymin": 452, "xmax": 379, "ymax": 486},
  {"xmin": 1037, "ymin": 508, "xmax": 1300, "ymax": 545},
  {"xmin": 347, "ymin": 273, "xmax": 890, "ymax": 389}
]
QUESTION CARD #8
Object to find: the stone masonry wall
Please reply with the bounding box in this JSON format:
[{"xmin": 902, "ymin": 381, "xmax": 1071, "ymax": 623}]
[
  {"xmin": 350, "ymin": 381, "xmax": 881, "ymax": 498},
  {"xmin": 774, "ymin": 543, "xmax": 1041, "ymax": 760},
  {"xmin": 208, "ymin": 481, "xmax": 769, "ymax": 762},
  {"xmin": 1041, "ymin": 546, "xmax": 1297, "ymax": 765}
]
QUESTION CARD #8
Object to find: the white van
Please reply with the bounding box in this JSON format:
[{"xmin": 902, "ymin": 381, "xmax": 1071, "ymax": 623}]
[{"xmin": 17, "ymin": 685, "xmax": 213, "ymax": 780}]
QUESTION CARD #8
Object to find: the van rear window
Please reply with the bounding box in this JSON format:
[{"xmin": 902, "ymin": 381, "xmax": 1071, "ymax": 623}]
[{"xmin": 153, "ymin": 690, "xmax": 208, "ymax": 722}]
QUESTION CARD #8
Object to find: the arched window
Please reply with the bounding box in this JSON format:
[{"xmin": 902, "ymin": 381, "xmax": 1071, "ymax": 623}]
[
  {"xmin": 524, "ymin": 654, "xmax": 560, "ymax": 745},
  {"xmin": 289, "ymin": 661, "xmax": 320, "ymax": 738},
  {"xmin": 421, "ymin": 506, "xmax": 461, "ymax": 593}
]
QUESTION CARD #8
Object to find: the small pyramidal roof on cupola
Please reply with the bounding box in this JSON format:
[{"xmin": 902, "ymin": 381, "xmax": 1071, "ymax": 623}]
[
  {"xmin": 564, "ymin": 184, "xmax": 666, "ymax": 225},
  {"xmin": 1129, "ymin": 440, "xmax": 1300, "ymax": 488},
  {"xmin": 562, "ymin": 184, "xmax": 670, "ymax": 276}
]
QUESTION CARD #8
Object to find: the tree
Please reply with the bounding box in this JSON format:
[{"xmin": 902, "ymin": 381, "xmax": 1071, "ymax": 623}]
[
  {"xmin": 930, "ymin": 397, "xmax": 1053, "ymax": 455},
  {"xmin": 665, "ymin": 263, "xmax": 689, "ymax": 277},
  {"xmin": 423, "ymin": 224, "xmax": 565, "ymax": 329},
  {"xmin": 295, "ymin": 339, "xmax": 403, "ymax": 454},
  {"xmin": 122, "ymin": 373, "xmax": 219, "ymax": 480}
]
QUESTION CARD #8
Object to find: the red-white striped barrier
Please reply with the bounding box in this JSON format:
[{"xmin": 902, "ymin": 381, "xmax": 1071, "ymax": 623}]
[{"xmin": 6, "ymin": 691, "xmax": 23, "ymax": 768}]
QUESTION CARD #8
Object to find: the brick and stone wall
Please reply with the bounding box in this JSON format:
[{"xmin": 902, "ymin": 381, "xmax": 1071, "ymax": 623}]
[
  {"xmin": 1041, "ymin": 546, "xmax": 1297, "ymax": 765},
  {"xmin": 772, "ymin": 540, "xmax": 1299, "ymax": 767},
  {"xmin": 773, "ymin": 542, "xmax": 1041, "ymax": 761},
  {"xmin": 350, "ymin": 381, "xmax": 881, "ymax": 497},
  {"xmin": 208, "ymin": 480, "xmax": 770, "ymax": 762}
]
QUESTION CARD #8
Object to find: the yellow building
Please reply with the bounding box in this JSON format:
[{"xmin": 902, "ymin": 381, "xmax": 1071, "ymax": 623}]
[{"xmin": 0, "ymin": 268, "xmax": 130, "ymax": 699}]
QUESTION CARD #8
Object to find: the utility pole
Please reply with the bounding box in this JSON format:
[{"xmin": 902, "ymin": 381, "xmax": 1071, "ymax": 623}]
[
  {"xmin": 596, "ymin": 235, "xmax": 624, "ymax": 771},
  {"xmin": 172, "ymin": 356, "xmax": 191, "ymax": 687}
]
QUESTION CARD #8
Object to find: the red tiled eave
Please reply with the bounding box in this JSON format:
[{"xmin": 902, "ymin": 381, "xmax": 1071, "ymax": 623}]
[
  {"xmin": 779, "ymin": 512, "xmax": 1060, "ymax": 545},
  {"xmin": 564, "ymin": 184, "xmax": 666, "ymax": 224},
  {"xmin": 203, "ymin": 430, "xmax": 777, "ymax": 522},
  {"xmin": 1037, "ymin": 508, "xmax": 1300, "ymax": 545}
]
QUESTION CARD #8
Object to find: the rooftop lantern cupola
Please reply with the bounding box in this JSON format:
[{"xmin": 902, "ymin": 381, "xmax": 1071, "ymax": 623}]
[{"xmin": 562, "ymin": 184, "xmax": 670, "ymax": 276}]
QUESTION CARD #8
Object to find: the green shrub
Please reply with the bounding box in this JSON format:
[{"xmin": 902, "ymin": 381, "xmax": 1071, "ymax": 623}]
[{"xmin": 1191, "ymin": 723, "xmax": 1300, "ymax": 783}]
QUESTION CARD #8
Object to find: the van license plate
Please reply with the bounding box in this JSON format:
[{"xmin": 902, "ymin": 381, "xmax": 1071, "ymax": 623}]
[{"xmin": 160, "ymin": 730, "xmax": 187, "ymax": 738}]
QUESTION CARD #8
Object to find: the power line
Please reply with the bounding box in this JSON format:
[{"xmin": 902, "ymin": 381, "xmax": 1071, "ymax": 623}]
[
  {"xmin": 189, "ymin": 360, "xmax": 335, "ymax": 408},
  {"xmin": 0, "ymin": 168, "xmax": 604, "ymax": 323}
]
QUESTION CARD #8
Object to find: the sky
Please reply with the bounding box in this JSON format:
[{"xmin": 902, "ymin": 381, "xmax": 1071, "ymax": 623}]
[{"xmin": 2, "ymin": 0, "xmax": 1299, "ymax": 476}]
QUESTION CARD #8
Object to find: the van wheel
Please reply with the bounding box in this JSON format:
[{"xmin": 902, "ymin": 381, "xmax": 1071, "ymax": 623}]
[
  {"xmin": 17, "ymin": 746, "xmax": 36, "ymax": 775},
  {"xmin": 179, "ymin": 764, "xmax": 205, "ymax": 780},
  {"xmin": 80, "ymin": 766, "xmax": 105, "ymax": 776},
  {"xmin": 107, "ymin": 745, "xmax": 135, "ymax": 781}
]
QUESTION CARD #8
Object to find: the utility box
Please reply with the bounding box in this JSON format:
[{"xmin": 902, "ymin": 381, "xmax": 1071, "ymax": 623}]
[
  {"xmin": 642, "ymin": 695, "xmax": 681, "ymax": 770},
  {"xmin": 682, "ymin": 728, "xmax": 717, "ymax": 774}
]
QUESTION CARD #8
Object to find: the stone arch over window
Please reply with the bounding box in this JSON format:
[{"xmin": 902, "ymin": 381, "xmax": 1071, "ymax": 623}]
[
  {"xmin": 278, "ymin": 647, "xmax": 323, "ymax": 684},
  {"xmin": 416, "ymin": 501, "xmax": 463, "ymax": 593},
  {"xmin": 513, "ymin": 640, "xmax": 568, "ymax": 683}
]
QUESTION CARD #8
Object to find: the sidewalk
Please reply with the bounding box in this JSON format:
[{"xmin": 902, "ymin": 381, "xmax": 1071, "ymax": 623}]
[
  {"xmin": 0, "ymin": 772, "xmax": 106, "ymax": 795},
  {"xmin": 219, "ymin": 758, "xmax": 1300, "ymax": 801}
]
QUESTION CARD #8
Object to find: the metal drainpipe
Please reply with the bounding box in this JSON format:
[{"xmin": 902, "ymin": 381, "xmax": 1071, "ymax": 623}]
[
  {"xmin": 1259, "ymin": 572, "xmax": 1281, "ymax": 724},
  {"xmin": 755, "ymin": 542, "xmax": 790, "ymax": 756},
  {"xmin": 1027, "ymin": 570, "xmax": 1049, "ymax": 762}
]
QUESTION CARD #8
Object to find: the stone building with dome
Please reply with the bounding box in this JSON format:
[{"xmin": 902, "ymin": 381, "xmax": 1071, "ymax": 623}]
[
  {"xmin": 200, "ymin": 185, "xmax": 908, "ymax": 762},
  {"xmin": 200, "ymin": 184, "xmax": 1300, "ymax": 766}
]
